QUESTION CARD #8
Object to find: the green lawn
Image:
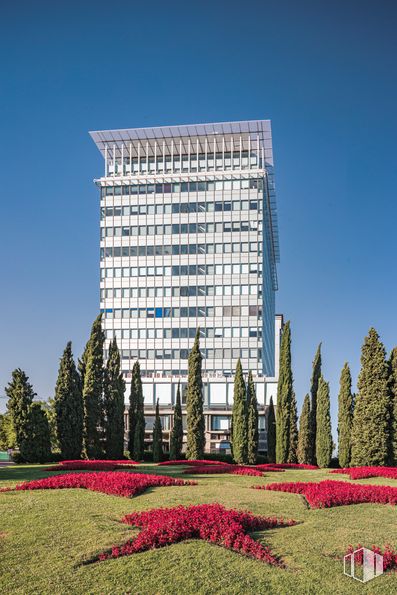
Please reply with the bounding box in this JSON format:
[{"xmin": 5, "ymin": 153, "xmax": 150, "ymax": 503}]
[{"xmin": 1, "ymin": 465, "xmax": 396, "ymax": 594}]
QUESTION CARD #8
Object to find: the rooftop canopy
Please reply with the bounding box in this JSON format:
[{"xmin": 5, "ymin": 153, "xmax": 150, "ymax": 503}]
[{"xmin": 89, "ymin": 119, "xmax": 274, "ymax": 163}]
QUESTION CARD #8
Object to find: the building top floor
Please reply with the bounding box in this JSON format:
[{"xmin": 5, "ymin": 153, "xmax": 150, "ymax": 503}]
[{"xmin": 90, "ymin": 119, "xmax": 273, "ymax": 161}]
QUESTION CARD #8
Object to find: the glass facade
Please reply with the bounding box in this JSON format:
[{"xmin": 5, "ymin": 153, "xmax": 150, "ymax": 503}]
[
  {"xmin": 92, "ymin": 120, "xmax": 279, "ymax": 382},
  {"xmin": 91, "ymin": 120, "xmax": 281, "ymax": 454}
]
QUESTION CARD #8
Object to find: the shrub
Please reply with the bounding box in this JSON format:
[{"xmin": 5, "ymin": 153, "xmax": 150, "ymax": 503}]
[
  {"xmin": 331, "ymin": 466, "xmax": 397, "ymax": 480},
  {"xmin": 94, "ymin": 504, "xmax": 296, "ymax": 566},
  {"xmin": 47, "ymin": 460, "xmax": 138, "ymax": 471},
  {"xmin": 158, "ymin": 459, "xmax": 228, "ymax": 467},
  {"xmin": 254, "ymin": 463, "xmax": 317, "ymax": 470},
  {"xmin": 182, "ymin": 465, "xmax": 263, "ymax": 477},
  {"xmin": 255, "ymin": 480, "xmax": 397, "ymax": 508},
  {"xmin": 1, "ymin": 471, "xmax": 196, "ymax": 499}
]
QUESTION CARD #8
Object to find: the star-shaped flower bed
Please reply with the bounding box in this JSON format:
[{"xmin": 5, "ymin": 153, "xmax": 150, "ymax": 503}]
[
  {"xmin": 0, "ymin": 471, "xmax": 196, "ymax": 498},
  {"xmin": 94, "ymin": 504, "xmax": 296, "ymax": 566},
  {"xmin": 182, "ymin": 465, "xmax": 264, "ymax": 476},
  {"xmin": 47, "ymin": 460, "xmax": 139, "ymax": 472},
  {"xmin": 331, "ymin": 466, "xmax": 397, "ymax": 480},
  {"xmin": 254, "ymin": 480, "xmax": 397, "ymax": 508}
]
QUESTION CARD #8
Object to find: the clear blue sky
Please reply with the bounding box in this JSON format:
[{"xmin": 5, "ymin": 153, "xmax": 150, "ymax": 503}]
[{"xmin": 1, "ymin": 0, "xmax": 396, "ymax": 435}]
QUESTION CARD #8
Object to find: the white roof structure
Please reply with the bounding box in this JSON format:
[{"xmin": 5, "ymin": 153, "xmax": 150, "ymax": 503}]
[
  {"xmin": 89, "ymin": 119, "xmax": 279, "ymax": 273},
  {"xmin": 89, "ymin": 119, "xmax": 274, "ymax": 163}
]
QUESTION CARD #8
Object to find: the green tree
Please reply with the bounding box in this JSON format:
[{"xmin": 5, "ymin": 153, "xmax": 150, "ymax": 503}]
[
  {"xmin": 186, "ymin": 329, "xmax": 205, "ymax": 460},
  {"xmin": 35, "ymin": 399, "xmax": 58, "ymax": 452},
  {"xmin": 54, "ymin": 341, "xmax": 83, "ymax": 459},
  {"xmin": 44, "ymin": 399, "xmax": 59, "ymax": 452},
  {"xmin": 315, "ymin": 376, "xmax": 333, "ymax": 468},
  {"xmin": 82, "ymin": 315, "xmax": 105, "ymax": 459},
  {"xmin": 128, "ymin": 360, "xmax": 143, "ymax": 458},
  {"xmin": 231, "ymin": 359, "xmax": 247, "ymax": 464},
  {"xmin": 170, "ymin": 382, "xmax": 183, "ymax": 460},
  {"xmin": 246, "ymin": 371, "xmax": 259, "ymax": 464},
  {"xmin": 351, "ymin": 328, "xmax": 390, "ymax": 466},
  {"xmin": 297, "ymin": 394, "xmax": 311, "ymax": 464},
  {"xmin": 78, "ymin": 344, "xmax": 88, "ymax": 394},
  {"xmin": 152, "ymin": 400, "xmax": 163, "ymax": 462},
  {"xmin": 26, "ymin": 403, "xmax": 51, "ymax": 463},
  {"xmin": 104, "ymin": 338, "xmax": 125, "ymax": 459},
  {"xmin": 309, "ymin": 343, "xmax": 322, "ymax": 464},
  {"xmin": 390, "ymin": 348, "xmax": 397, "ymax": 464},
  {"xmin": 267, "ymin": 396, "xmax": 276, "ymax": 463},
  {"xmin": 337, "ymin": 363, "xmax": 353, "ymax": 468},
  {"xmin": 5, "ymin": 369, "xmax": 35, "ymax": 461},
  {"xmin": 132, "ymin": 362, "xmax": 145, "ymax": 461},
  {"xmin": 276, "ymin": 321, "xmax": 294, "ymax": 463},
  {"xmin": 288, "ymin": 390, "xmax": 298, "ymax": 463},
  {"xmin": 0, "ymin": 413, "xmax": 15, "ymax": 450}
]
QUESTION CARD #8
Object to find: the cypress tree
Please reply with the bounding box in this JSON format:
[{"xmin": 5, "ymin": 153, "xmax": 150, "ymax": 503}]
[
  {"xmin": 152, "ymin": 399, "xmax": 163, "ymax": 462},
  {"xmin": 82, "ymin": 314, "xmax": 105, "ymax": 459},
  {"xmin": 315, "ymin": 376, "xmax": 333, "ymax": 468},
  {"xmin": 104, "ymin": 338, "xmax": 125, "ymax": 459},
  {"xmin": 44, "ymin": 398, "xmax": 59, "ymax": 452},
  {"xmin": 231, "ymin": 359, "xmax": 247, "ymax": 464},
  {"xmin": 0, "ymin": 413, "xmax": 15, "ymax": 450},
  {"xmin": 390, "ymin": 348, "xmax": 397, "ymax": 464},
  {"xmin": 337, "ymin": 363, "xmax": 353, "ymax": 468},
  {"xmin": 170, "ymin": 382, "xmax": 183, "ymax": 460},
  {"xmin": 309, "ymin": 343, "xmax": 322, "ymax": 464},
  {"xmin": 288, "ymin": 390, "xmax": 298, "ymax": 464},
  {"xmin": 246, "ymin": 371, "xmax": 259, "ymax": 464},
  {"xmin": 297, "ymin": 394, "xmax": 311, "ymax": 464},
  {"xmin": 351, "ymin": 328, "xmax": 390, "ymax": 466},
  {"xmin": 54, "ymin": 341, "xmax": 83, "ymax": 460},
  {"xmin": 267, "ymin": 396, "xmax": 276, "ymax": 463},
  {"xmin": 132, "ymin": 362, "xmax": 145, "ymax": 461},
  {"xmin": 186, "ymin": 329, "xmax": 205, "ymax": 460},
  {"xmin": 26, "ymin": 403, "xmax": 51, "ymax": 463},
  {"xmin": 276, "ymin": 321, "xmax": 293, "ymax": 463},
  {"xmin": 128, "ymin": 361, "xmax": 141, "ymax": 457},
  {"xmin": 5, "ymin": 369, "xmax": 35, "ymax": 461}
]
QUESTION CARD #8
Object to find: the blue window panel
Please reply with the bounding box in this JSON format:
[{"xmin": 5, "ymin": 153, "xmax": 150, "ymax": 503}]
[{"xmin": 155, "ymin": 308, "xmax": 163, "ymax": 318}]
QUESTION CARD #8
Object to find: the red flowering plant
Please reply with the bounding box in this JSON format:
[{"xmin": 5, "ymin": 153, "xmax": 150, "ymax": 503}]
[
  {"xmin": 252, "ymin": 466, "xmax": 285, "ymax": 473},
  {"xmin": 47, "ymin": 460, "xmax": 139, "ymax": 472},
  {"xmin": 331, "ymin": 466, "xmax": 397, "ymax": 480},
  {"xmin": 255, "ymin": 463, "xmax": 318, "ymax": 471},
  {"xmin": 0, "ymin": 471, "xmax": 196, "ymax": 498},
  {"xmin": 46, "ymin": 459, "xmax": 138, "ymax": 471},
  {"xmin": 345, "ymin": 544, "xmax": 397, "ymax": 571},
  {"xmin": 254, "ymin": 480, "xmax": 397, "ymax": 508},
  {"xmin": 60, "ymin": 460, "xmax": 137, "ymax": 466},
  {"xmin": 182, "ymin": 465, "xmax": 263, "ymax": 477},
  {"xmin": 158, "ymin": 459, "xmax": 229, "ymax": 466},
  {"xmin": 93, "ymin": 504, "xmax": 296, "ymax": 566}
]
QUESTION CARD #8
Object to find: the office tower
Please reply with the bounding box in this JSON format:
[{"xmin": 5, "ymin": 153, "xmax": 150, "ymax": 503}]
[{"xmin": 90, "ymin": 120, "xmax": 281, "ymax": 453}]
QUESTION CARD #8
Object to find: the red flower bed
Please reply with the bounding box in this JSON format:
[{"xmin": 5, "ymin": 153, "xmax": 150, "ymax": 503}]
[
  {"xmin": 331, "ymin": 466, "xmax": 397, "ymax": 480},
  {"xmin": 60, "ymin": 460, "xmax": 137, "ymax": 465},
  {"xmin": 158, "ymin": 459, "xmax": 228, "ymax": 466},
  {"xmin": 345, "ymin": 544, "xmax": 397, "ymax": 571},
  {"xmin": 253, "ymin": 465, "xmax": 285, "ymax": 473},
  {"xmin": 232, "ymin": 467, "xmax": 264, "ymax": 477},
  {"xmin": 95, "ymin": 504, "xmax": 296, "ymax": 566},
  {"xmin": 47, "ymin": 460, "xmax": 138, "ymax": 472},
  {"xmin": 256, "ymin": 463, "xmax": 318, "ymax": 470},
  {"xmin": 1, "ymin": 471, "xmax": 196, "ymax": 498},
  {"xmin": 254, "ymin": 480, "xmax": 397, "ymax": 508},
  {"xmin": 182, "ymin": 465, "xmax": 263, "ymax": 477}
]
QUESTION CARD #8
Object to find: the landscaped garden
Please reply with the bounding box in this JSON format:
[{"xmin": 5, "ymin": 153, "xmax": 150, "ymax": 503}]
[{"xmin": 1, "ymin": 463, "xmax": 397, "ymax": 594}]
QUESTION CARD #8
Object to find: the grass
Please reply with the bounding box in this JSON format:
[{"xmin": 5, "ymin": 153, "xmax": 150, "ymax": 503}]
[{"xmin": 1, "ymin": 465, "xmax": 397, "ymax": 594}]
